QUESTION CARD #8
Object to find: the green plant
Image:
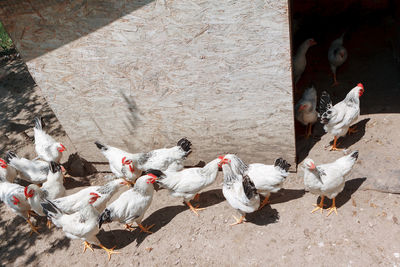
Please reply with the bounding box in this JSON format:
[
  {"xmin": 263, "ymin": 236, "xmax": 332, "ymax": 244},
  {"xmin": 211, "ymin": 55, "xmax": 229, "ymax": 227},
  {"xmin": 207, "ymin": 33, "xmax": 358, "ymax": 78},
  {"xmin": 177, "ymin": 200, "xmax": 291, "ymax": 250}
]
[{"xmin": 0, "ymin": 21, "xmax": 13, "ymax": 50}]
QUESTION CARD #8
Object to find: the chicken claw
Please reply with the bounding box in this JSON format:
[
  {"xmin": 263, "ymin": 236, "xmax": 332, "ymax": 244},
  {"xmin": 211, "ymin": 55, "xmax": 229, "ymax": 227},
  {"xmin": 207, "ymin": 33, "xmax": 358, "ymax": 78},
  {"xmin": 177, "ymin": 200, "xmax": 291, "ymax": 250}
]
[
  {"xmin": 311, "ymin": 196, "xmax": 326, "ymax": 214},
  {"xmin": 347, "ymin": 126, "xmax": 358, "ymax": 135},
  {"xmin": 83, "ymin": 241, "xmax": 94, "ymax": 253},
  {"xmin": 185, "ymin": 201, "xmax": 205, "ymax": 216},
  {"xmin": 329, "ymin": 137, "xmax": 343, "ymax": 151},
  {"xmin": 138, "ymin": 223, "xmax": 155, "ymax": 234},
  {"xmin": 26, "ymin": 218, "xmax": 40, "ymax": 235},
  {"xmin": 99, "ymin": 244, "xmax": 120, "ymax": 261},
  {"xmin": 326, "ymin": 198, "xmax": 338, "ymax": 216},
  {"xmin": 229, "ymin": 215, "xmax": 246, "ymax": 226}
]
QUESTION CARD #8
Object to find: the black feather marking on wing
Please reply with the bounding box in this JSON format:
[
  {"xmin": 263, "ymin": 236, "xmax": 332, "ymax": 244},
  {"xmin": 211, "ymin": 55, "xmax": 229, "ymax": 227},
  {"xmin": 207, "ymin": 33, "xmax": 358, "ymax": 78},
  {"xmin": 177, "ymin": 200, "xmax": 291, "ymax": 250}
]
[
  {"xmin": 5, "ymin": 151, "xmax": 17, "ymax": 163},
  {"xmin": 137, "ymin": 152, "xmax": 152, "ymax": 165},
  {"xmin": 94, "ymin": 141, "xmax": 107, "ymax": 151},
  {"xmin": 319, "ymin": 91, "xmax": 333, "ymax": 124},
  {"xmin": 144, "ymin": 169, "xmax": 165, "ymax": 178},
  {"xmin": 274, "ymin": 158, "xmax": 291, "ymax": 172},
  {"xmin": 40, "ymin": 199, "xmax": 61, "ymax": 218},
  {"xmin": 98, "ymin": 208, "xmax": 112, "ymax": 228},
  {"xmin": 49, "ymin": 161, "xmax": 61, "ymax": 173},
  {"xmin": 34, "ymin": 117, "xmax": 43, "ymax": 130},
  {"xmin": 350, "ymin": 151, "xmax": 359, "ymax": 160},
  {"xmin": 177, "ymin": 138, "xmax": 192, "ymax": 153},
  {"xmin": 242, "ymin": 175, "xmax": 257, "ymax": 200}
]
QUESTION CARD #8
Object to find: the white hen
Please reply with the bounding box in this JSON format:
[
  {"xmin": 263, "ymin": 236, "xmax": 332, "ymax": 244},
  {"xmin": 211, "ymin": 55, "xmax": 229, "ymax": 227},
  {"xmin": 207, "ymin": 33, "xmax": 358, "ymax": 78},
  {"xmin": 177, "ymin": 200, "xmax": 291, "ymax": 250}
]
[
  {"xmin": 220, "ymin": 157, "xmax": 260, "ymax": 226},
  {"xmin": 302, "ymin": 150, "xmax": 358, "ymax": 216},
  {"xmin": 0, "ymin": 181, "xmax": 39, "ymax": 233},
  {"xmin": 328, "ymin": 33, "xmax": 348, "ymax": 86},
  {"xmin": 41, "ymin": 161, "xmax": 66, "ymax": 199},
  {"xmin": 34, "ymin": 117, "xmax": 66, "ymax": 163},
  {"xmin": 156, "ymin": 157, "xmax": 222, "ymax": 215},
  {"xmin": 98, "ymin": 171, "xmax": 161, "ymax": 233},
  {"xmin": 0, "ymin": 157, "xmax": 17, "ymax": 183},
  {"xmin": 295, "ymin": 85, "xmax": 318, "ymax": 138},
  {"xmin": 293, "ymin": 38, "xmax": 317, "ymax": 84},
  {"xmin": 223, "ymin": 154, "xmax": 291, "ymax": 210},
  {"xmin": 319, "ymin": 83, "xmax": 364, "ymax": 151},
  {"xmin": 6, "ymin": 151, "xmax": 49, "ymax": 184},
  {"xmin": 41, "ymin": 195, "xmax": 119, "ymax": 260},
  {"xmin": 52, "ymin": 178, "xmax": 128, "ymax": 214},
  {"xmin": 94, "ymin": 138, "xmax": 192, "ymax": 183}
]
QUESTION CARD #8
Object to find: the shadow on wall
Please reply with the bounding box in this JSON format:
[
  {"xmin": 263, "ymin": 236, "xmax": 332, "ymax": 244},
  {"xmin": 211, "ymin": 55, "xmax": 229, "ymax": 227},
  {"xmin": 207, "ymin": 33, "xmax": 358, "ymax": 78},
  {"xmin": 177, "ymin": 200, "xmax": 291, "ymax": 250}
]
[
  {"xmin": 0, "ymin": 49, "xmax": 65, "ymax": 157},
  {"xmin": 0, "ymin": 0, "xmax": 156, "ymax": 61}
]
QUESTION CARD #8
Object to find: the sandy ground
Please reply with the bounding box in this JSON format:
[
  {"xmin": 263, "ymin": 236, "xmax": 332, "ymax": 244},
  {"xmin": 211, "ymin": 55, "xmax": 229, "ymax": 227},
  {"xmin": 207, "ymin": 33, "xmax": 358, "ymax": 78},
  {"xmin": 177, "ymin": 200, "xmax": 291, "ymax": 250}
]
[{"xmin": 1, "ymin": 13, "xmax": 400, "ymax": 267}]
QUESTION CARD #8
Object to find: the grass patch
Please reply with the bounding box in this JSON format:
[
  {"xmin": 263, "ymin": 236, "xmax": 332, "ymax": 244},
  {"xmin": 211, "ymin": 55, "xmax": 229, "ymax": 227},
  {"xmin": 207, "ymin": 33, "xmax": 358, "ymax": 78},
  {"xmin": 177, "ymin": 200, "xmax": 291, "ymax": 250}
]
[{"xmin": 0, "ymin": 21, "xmax": 13, "ymax": 51}]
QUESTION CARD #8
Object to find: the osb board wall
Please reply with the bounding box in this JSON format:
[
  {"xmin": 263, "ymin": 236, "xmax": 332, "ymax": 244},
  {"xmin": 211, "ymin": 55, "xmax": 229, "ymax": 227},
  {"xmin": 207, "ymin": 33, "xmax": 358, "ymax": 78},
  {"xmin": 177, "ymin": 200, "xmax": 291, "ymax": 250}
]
[{"xmin": 0, "ymin": 0, "xmax": 296, "ymax": 167}]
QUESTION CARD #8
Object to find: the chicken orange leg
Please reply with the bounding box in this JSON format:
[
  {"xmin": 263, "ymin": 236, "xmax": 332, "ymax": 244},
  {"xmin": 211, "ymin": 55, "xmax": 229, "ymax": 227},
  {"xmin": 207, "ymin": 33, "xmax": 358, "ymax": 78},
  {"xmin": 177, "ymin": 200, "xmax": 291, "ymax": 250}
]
[
  {"xmin": 258, "ymin": 196, "xmax": 270, "ymax": 210},
  {"xmin": 311, "ymin": 195, "xmax": 325, "ymax": 214},
  {"xmin": 329, "ymin": 136, "xmax": 342, "ymax": 151},
  {"xmin": 327, "ymin": 198, "xmax": 338, "ymax": 216},
  {"xmin": 347, "ymin": 126, "xmax": 358, "ymax": 135},
  {"xmin": 83, "ymin": 241, "xmax": 94, "ymax": 253},
  {"xmin": 185, "ymin": 200, "xmax": 205, "ymax": 216}
]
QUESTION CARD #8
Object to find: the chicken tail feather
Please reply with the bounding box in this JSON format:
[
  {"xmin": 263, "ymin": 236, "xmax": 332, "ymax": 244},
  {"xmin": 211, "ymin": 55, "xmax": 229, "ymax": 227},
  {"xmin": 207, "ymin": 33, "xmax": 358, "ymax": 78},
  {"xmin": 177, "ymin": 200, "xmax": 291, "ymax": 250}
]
[
  {"xmin": 98, "ymin": 208, "xmax": 112, "ymax": 228},
  {"xmin": 34, "ymin": 117, "xmax": 45, "ymax": 130},
  {"xmin": 274, "ymin": 158, "xmax": 291, "ymax": 172},
  {"xmin": 41, "ymin": 199, "xmax": 62, "ymax": 219},
  {"xmin": 5, "ymin": 151, "xmax": 18, "ymax": 163},
  {"xmin": 177, "ymin": 138, "xmax": 192, "ymax": 153},
  {"xmin": 94, "ymin": 141, "xmax": 107, "ymax": 151}
]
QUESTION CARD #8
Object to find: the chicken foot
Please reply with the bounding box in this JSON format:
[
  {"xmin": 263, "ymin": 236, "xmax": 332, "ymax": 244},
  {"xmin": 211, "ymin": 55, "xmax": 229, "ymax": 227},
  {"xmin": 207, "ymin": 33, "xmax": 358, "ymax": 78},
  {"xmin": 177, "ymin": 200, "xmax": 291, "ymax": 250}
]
[
  {"xmin": 347, "ymin": 126, "xmax": 358, "ymax": 135},
  {"xmin": 229, "ymin": 215, "xmax": 246, "ymax": 226},
  {"xmin": 185, "ymin": 201, "xmax": 205, "ymax": 216},
  {"xmin": 311, "ymin": 195, "xmax": 326, "ymax": 214},
  {"xmin": 83, "ymin": 241, "xmax": 94, "ymax": 253},
  {"xmin": 327, "ymin": 198, "xmax": 338, "ymax": 216},
  {"xmin": 329, "ymin": 136, "xmax": 343, "ymax": 151},
  {"xmin": 98, "ymin": 244, "xmax": 120, "ymax": 261},
  {"xmin": 26, "ymin": 217, "xmax": 40, "ymax": 235}
]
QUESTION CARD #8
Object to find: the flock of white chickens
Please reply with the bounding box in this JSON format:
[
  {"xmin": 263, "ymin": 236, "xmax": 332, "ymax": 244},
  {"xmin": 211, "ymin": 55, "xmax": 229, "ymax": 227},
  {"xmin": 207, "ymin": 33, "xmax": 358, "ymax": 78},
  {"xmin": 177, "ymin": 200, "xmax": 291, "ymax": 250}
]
[{"xmin": 0, "ymin": 34, "xmax": 364, "ymax": 261}]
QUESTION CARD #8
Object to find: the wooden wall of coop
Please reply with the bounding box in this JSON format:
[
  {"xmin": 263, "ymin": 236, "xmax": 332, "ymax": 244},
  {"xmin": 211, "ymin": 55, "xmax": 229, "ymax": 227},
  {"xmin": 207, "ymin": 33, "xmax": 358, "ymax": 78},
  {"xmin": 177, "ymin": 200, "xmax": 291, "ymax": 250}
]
[{"xmin": 0, "ymin": 0, "xmax": 296, "ymax": 167}]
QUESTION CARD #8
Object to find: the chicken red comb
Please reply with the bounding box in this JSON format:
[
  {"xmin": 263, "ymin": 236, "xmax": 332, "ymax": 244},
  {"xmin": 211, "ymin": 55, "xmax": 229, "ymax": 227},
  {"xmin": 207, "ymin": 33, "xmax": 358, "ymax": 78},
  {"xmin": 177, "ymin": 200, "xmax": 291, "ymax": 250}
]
[
  {"xmin": 147, "ymin": 173, "xmax": 158, "ymax": 184},
  {"xmin": 90, "ymin": 192, "xmax": 100, "ymax": 198},
  {"xmin": 0, "ymin": 158, "xmax": 6, "ymax": 168},
  {"xmin": 218, "ymin": 156, "xmax": 225, "ymax": 160},
  {"xmin": 357, "ymin": 83, "xmax": 364, "ymax": 90},
  {"xmin": 24, "ymin": 186, "xmax": 28, "ymax": 197},
  {"xmin": 121, "ymin": 156, "xmax": 126, "ymax": 164}
]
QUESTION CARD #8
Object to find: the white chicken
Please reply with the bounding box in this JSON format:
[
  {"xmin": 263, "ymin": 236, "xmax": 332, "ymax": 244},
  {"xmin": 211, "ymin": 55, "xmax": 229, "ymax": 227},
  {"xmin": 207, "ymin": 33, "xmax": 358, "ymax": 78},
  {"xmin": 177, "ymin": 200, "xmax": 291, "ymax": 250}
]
[
  {"xmin": 0, "ymin": 181, "xmax": 39, "ymax": 233},
  {"xmin": 223, "ymin": 154, "xmax": 291, "ymax": 210},
  {"xmin": 220, "ymin": 156, "xmax": 260, "ymax": 226},
  {"xmin": 302, "ymin": 150, "xmax": 358, "ymax": 216},
  {"xmin": 98, "ymin": 171, "xmax": 161, "ymax": 233},
  {"xmin": 319, "ymin": 83, "xmax": 364, "ymax": 151},
  {"xmin": 0, "ymin": 157, "xmax": 17, "ymax": 183},
  {"xmin": 295, "ymin": 85, "xmax": 318, "ymax": 138},
  {"xmin": 94, "ymin": 138, "xmax": 192, "ymax": 184},
  {"xmin": 24, "ymin": 184, "xmax": 46, "ymax": 216},
  {"xmin": 51, "ymin": 178, "xmax": 129, "ymax": 214},
  {"xmin": 155, "ymin": 157, "xmax": 223, "ymax": 215},
  {"xmin": 34, "ymin": 117, "xmax": 66, "ymax": 163},
  {"xmin": 293, "ymin": 38, "xmax": 317, "ymax": 84},
  {"xmin": 328, "ymin": 33, "xmax": 347, "ymax": 86},
  {"xmin": 41, "ymin": 161, "xmax": 66, "ymax": 199},
  {"xmin": 41, "ymin": 194, "xmax": 119, "ymax": 260},
  {"xmin": 7, "ymin": 151, "xmax": 49, "ymax": 184}
]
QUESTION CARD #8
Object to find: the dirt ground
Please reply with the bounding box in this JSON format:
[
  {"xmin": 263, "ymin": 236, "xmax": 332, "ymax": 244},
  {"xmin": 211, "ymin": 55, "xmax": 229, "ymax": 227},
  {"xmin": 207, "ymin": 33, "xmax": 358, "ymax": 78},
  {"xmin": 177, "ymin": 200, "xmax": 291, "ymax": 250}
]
[{"xmin": 1, "ymin": 13, "xmax": 400, "ymax": 267}]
